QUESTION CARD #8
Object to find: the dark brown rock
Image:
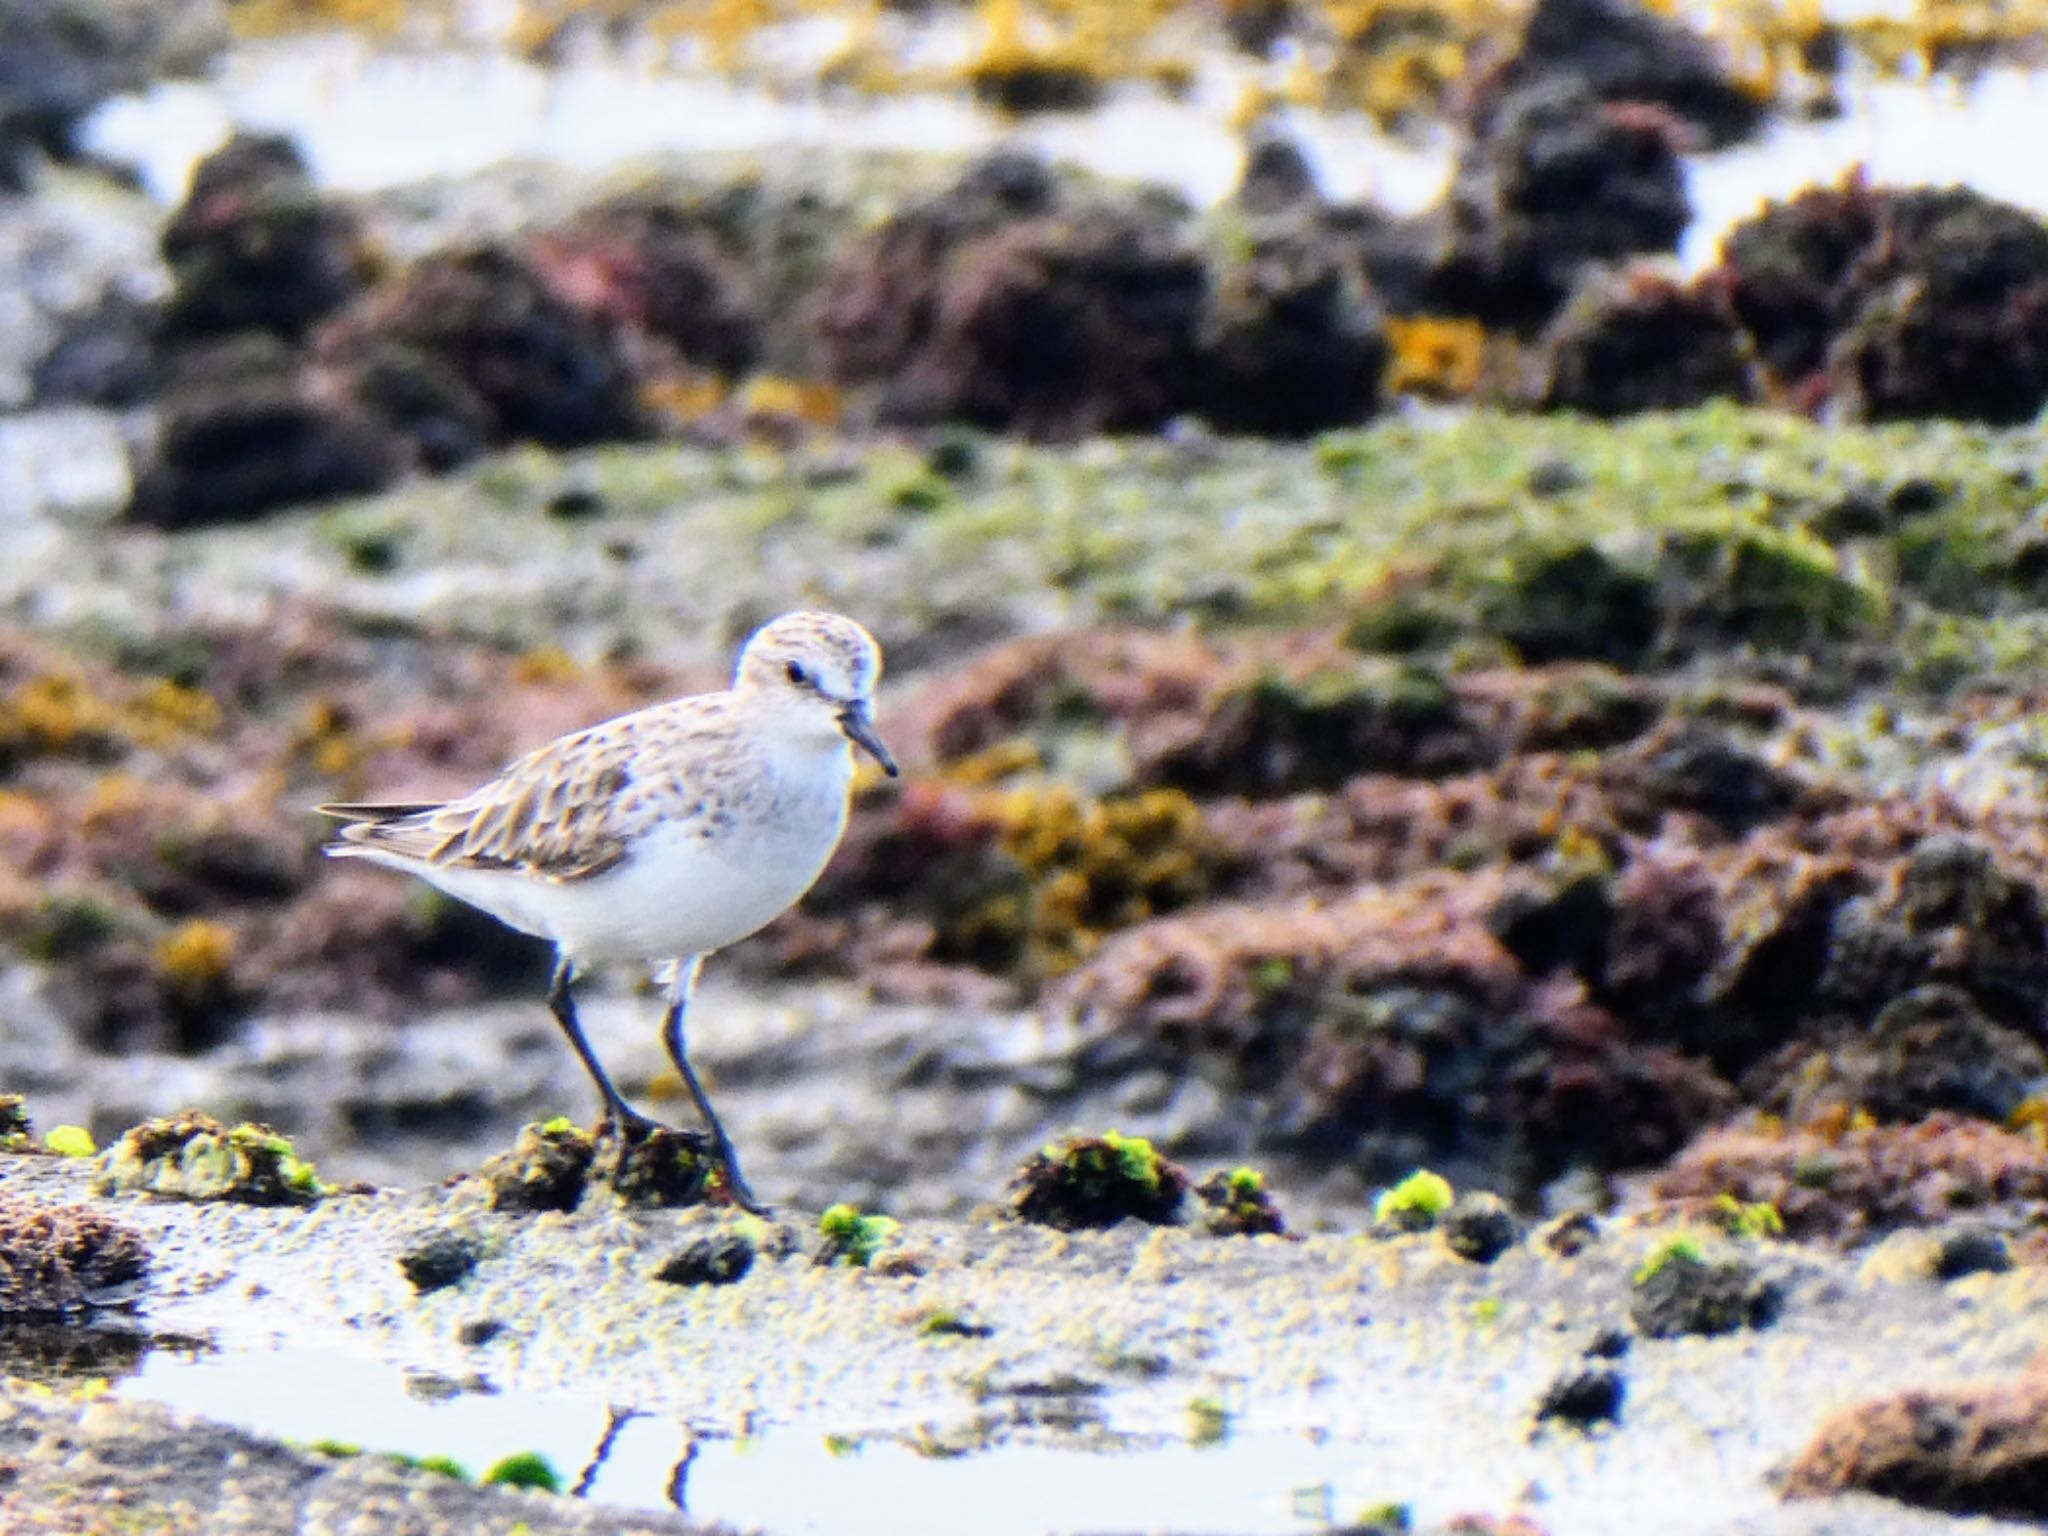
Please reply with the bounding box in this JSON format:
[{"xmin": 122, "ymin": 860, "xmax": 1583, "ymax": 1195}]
[{"xmin": 1780, "ymin": 1378, "xmax": 2048, "ymax": 1516}]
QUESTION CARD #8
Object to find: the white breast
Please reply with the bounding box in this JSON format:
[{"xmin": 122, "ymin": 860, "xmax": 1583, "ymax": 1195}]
[{"xmin": 402, "ymin": 739, "xmax": 855, "ymax": 965}]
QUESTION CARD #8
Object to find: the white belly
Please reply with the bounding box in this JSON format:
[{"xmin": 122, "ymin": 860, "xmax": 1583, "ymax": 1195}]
[{"xmin": 388, "ymin": 752, "xmax": 852, "ymax": 964}]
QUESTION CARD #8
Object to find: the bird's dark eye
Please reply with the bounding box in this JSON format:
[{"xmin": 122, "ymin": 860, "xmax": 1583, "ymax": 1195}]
[{"xmin": 785, "ymin": 661, "xmax": 810, "ymax": 687}]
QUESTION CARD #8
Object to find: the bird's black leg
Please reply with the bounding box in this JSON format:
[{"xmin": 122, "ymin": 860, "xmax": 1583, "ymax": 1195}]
[
  {"xmin": 660, "ymin": 956, "xmax": 768, "ymax": 1214},
  {"xmin": 547, "ymin": 955, "xmax": 656, "ymax": 1140}
]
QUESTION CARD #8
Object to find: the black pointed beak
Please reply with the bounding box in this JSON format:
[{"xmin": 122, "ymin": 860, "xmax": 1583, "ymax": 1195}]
[{"xmin": 838, "ymin": 701, "xmax": 899, "ymax": 777}]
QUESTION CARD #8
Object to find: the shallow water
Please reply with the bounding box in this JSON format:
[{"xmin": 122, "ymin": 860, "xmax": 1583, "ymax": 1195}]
[
  {"xmin": 105, "ymin": 1338, "xmax": 1419, "ymax": 1535},
  {"xmin": 78, "ymin": 21, "xmax": 2048, "ymax": 273}
]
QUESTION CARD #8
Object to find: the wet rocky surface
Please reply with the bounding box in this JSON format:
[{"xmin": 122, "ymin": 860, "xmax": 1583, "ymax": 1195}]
[
  {"xmin": 6, "ymin": 3, "xmax": 2048, "ymax": 1531},
  {"xmin": 6, "ymin": 1149, "xmax": 2048, "ymax": 1534}
]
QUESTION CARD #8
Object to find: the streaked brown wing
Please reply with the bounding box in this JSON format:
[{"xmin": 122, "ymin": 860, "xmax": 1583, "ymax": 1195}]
[{"xmin": 319, "ymin": 727, "xmax": 634, "ymax": 882}]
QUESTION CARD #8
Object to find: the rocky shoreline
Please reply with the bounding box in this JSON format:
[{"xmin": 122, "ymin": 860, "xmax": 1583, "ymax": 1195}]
[
  {"xmin": 9, "ymin": 1, "xmax": 2048, "ymax": 1531},
  {"xmin": 9, "ymin": 1133, "xmax": 2048, "ymax": 1534}
]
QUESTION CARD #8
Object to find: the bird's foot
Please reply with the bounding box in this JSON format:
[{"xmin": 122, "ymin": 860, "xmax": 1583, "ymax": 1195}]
[{"xmin": 718, "ymin": 1156, "xmax": 773, "ymax": 1218}]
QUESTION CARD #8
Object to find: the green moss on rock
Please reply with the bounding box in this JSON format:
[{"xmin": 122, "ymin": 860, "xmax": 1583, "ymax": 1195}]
[
  {"xmin": 93, "ymin": 1111, "xmax": 325, "ymax": 1205},
  {"xmin": 478, "ymin": 1118, "xmax": 596, "ymax": 1214},
  {"xmin": 1009, "ymin": 1131, "xmax": 1189, "ymax": 1230}
]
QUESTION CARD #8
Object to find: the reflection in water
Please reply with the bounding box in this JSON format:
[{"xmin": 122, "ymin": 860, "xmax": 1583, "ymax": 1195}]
[
  {"xmin": 0, "ymin": 1321, "xmax": 198, "ymax": 1387},
  {"xmin": 113, "ymin": 1341, "xmax": 1369, "ymax": 1535}
]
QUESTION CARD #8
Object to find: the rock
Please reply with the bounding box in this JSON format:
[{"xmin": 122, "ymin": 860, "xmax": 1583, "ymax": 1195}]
[
  {"xmin": 1715, "ymin": 180, "xmax": 2048, "ymax": 423},
  {"xmin": 128, "ymin": 333, "xmax": 405, "ymax": 526},
  {"xmin": 1199, "ymin": 235, "xmax": 1389, "ymax": 437},
  {"xmin": 1192, "ymin": 1166, "xmax": 1288, "ymax": 1237},
  {"xmin": 397, "ymin": 1229, "xmax": 480, "ymax": 1294},
  {"xmin": 479, "ymin": 1118, "xmax": 595, "ymax": 1214},
  {"xmin": 315, "ymin": 334, "xmax": 494, "ymax": 473},
  {"xmin": 1629, "ymin": 1243, "xmax": 1780, "ymax": 1338},
  {"xmin": 587, "ymin": 1124, "xmax": 717, "ymax": 1210},
  {"xmin": 1477, "ymin": 0, "xmax": 1765, "ymax": 148},
  {"xmin": 160, "ymin": 133, "xmax": 371, "ymax": 342},
  {"xmin": 525, "ymin": 195, "xmax": 764, "ymax": 378},
  {"xmin": 0, "ymin": 0, "xmax": 225, "ymax": 178},
  {"xmin": 962, "ymin": 50, "xmax": 1102, "ymax": 114},
  {"xmin": 1537, "ymin": 1210, "xmax": 1601, "ymax": 1257},
  {"xmin": 1780, "ymin": 1377, "xmax": 2048, "ymax": 1517},
  {"xmin": 1829, "ymin": 188, "xmax": 2048, "ymax": 425},
  {"xmin": 1763, "ymin": 985, "xmax": 2048, "ymax": 1127},
  {"xmin": 1434, "ymin": 81, "xmax": 1690, "ymax": 330},
  {"xmin": 1479, "ymin": 542, "xmax": 1660, "ymax": 667},
  {"xmin": 1716, "ymin": 177, "xmax": 1885, "ymax": 385},
  {"xmin": 886, "ymin": 209, "xmax": 1207, "ymax": 438},
  {"xmin": 0, "ymin": 1191, "xmax": 149, "ymax": 1315},
  {"xmin": 810, "ymin": 153, "xmax": 1207, "ymax": 438},
  {"xmin": 1230, "ymin": 133, "xmax": 1323, "ymax": 219},
  {"xmin": 1488, "ymin": 875, "xmax": 1613, "ymax": 980},
  {"xmin": 1931, "ymin": 1223, "xmax": 2014, "ymax": 1282},
  {"xmin": 1148, "ymin": 661, "xmax": 1474, "ymax": 795},
  {"xmin": 1819, "ymin": 838, "xmax": 2048, "ymax": 1036},
  {"xmin": 1582, "ymin": 1325, "xmax": 1630, "ymax": 1358},
  {"xmin": 1535, "ymin": 266, "xmax": 1754, "ymax": 415},
  {"xmin": 1637, "ymin": 721, "xmax": 1797, "ymax": 833},
  {"xmin": 1653, "ymin": 1116, "xmax": 2048, "ymax": 1245},
  {"xmin": 1533, "ymin": 1364, "xmax": 1624, "ymax": 1430},
  {"xmin": 1009, "ymin": 1131, "xmax": 1189, "ymax": 1230},
  {"xmin": 809, "ymin": 151, "xmax": 1062, "ymax": 388},
  {"xmin": 1441, "ymin": 1191, "xmax": 1520, "ymax": 1263},
  {"xmin": 1, "ymin": 174, "xmax": 167, "ymax": 411},
  {"xmin": 31, "ymin": 289, "xmax": 155, "ymax": 406},
  {"xmin": 324, "ymin": 244, "xmax": 645, "ymax": 449},
  {"xmin": 92, "ymin": 1111, "xmax": 324, "ymax": 1206},
  {"xmin": 652, "ymin": 1234, "xmax": 756, "ymax": 1287}
]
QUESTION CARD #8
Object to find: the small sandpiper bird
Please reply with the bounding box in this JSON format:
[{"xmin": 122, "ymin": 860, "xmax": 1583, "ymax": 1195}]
[{"xmin": 317, "ymin": 611, "xmax": 898, "ymax": 1213}]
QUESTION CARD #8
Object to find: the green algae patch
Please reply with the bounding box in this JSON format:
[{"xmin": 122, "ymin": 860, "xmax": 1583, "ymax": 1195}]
[
  {"xmin": 1374, "ymin": 1169, "xmax": 1455, "ymax": 1233},
  {"xmin": 44, "ymin": 1125, "xmax": 96, "ymax": 1158},
  {"xmin": 93, "ymin": 1111, "xmax": 325, "ymax": 1206},
  {"xmin": 1193, "ymin": 1165, "xmax": 1287, "ymax": 1237},
  {"xmin": 482, "ymin": 1451, "xmax": 562, "ymax": 1493},
  {"xmin": 159, "ymin": 405, "xmax": 2048, "ymax": 709},
  {"xmin": 1712, "ymin": 1194, "xmax": 1787, "ymax": 1242},
  {"xmin": 816, "ymin": 1204, "xmax": 901, "ymax": 1268},
  {"xmin": 1008, "ymin": 1131, "xmax": 1189, "ymax": 1230},
  {"xmin": 1634, "ymin": 1234, "xmax": 1706, "ymax": 1284},
  {"xmin": 391, "ymin": 1452, "xmax": 470, "ymax": 1480}
]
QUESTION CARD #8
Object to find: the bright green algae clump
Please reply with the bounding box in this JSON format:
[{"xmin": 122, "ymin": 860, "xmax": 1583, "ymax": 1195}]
[
  {"xmin": 93, "ymin": 1111, "xmax": 326, "ymax": 1205},
  {"xmin": 1374, "ymin": 1169, "xmax": 1454, "ymax": 1231},
  {"xmin": 817, "ymin": 1203, "xmax": 902, "ymax": 1268}
]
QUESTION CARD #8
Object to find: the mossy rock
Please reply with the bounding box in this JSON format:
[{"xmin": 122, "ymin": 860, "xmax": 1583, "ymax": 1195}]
[
  {"xmin": 1480, "ymin": 542, "xmax": 1660, "ymax": 667},
  {"xmin": 0, "ymin": 1095, "xmax": 31, "ymax": 1151},
  {"xmin": 1154, "ymin": 661, "xmax": 1468, "ymax": 795},
  {"xmin": 93, "ymin": 1111, "xmax": 324, "ymax": 1206},
  {"xmin": 1009, "ymin": 1131, "xmax": 1189, "ymax": 1230},
  {"xmin": 588, "ymin": 1124, "xmax": 719, "ymax": 1209},
  {"xmin": 1192, "ymin": 1166, "xmax": 1287, "ymax": 1237},
  {"xmin": 1660, "ymin": 525, "xmax": 1883, "ymax": 646},
  {"xmin": 478, "ymin": 1118, "xmax": 596, "ymax": 1214},
  {"xmin": 1630, "ymin": 1242, "xmax": 1781, "ymax": 1337}
]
